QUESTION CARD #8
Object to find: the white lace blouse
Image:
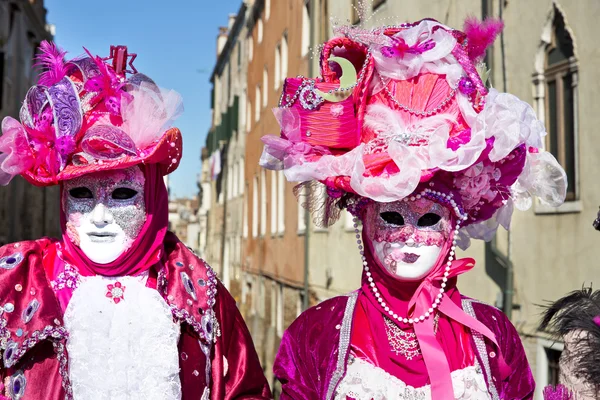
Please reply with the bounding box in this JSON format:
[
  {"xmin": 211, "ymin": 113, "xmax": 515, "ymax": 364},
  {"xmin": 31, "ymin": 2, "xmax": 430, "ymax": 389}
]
[
  {"xmin": 335, "ymin": 356, "xmax": 491, "ymax": 400},
  {"xmin": 63, "ymin": 274, "xmax": 182, "ymax": 400}
]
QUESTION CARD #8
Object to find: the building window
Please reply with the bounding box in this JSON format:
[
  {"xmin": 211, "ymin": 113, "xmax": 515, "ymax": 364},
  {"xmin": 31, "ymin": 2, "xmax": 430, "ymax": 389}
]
[
  {"xmin": 239, "ymin": 159, "xmax": 245, "ymax": 194},
  {"xmin": 270, "ymin": 170, "xmax": 277, "ymax": 235},
  {"xmin": 256, "ymin": 19, "xmax": 262, "ymax": 44},
  {"xmin": 544, "ymin": 8, "xmax": 577, "ymax": 201},
  {"xmin": 243, "ymin": 192, "xmax": 248, "ymax": 238},
  {"xmin": 260, "ymin": 169, "xmax": 267, "ymax": 236},
  {"xmin": 274, "ymin": 45, "xmax": 281, "ymax": 90},
  {"xmin": 301, "ymin": 3, "xmax": 310, "ymax": 56},
  {"xmin": 263, "ymin": 67, "xmax": 268, "ymax": 107},
  {"xmin": 265, "ymin": 0, "xmax": 271, "ymax": 20},
  {"xmin": 546, "ymin": 347, "xmax": 561, "ymax": 385},
  {"xmin": 297, "ymin": 185, "xmax": 306, "ymax": 234},
  {"xmin": 255, "ymin": 85, "xmax": 261, "ymax": 121},
  {"xmin": 320, "ymin": 0, "xmax": 330, "ymax": 43},
  {"xmin": 227, "ymin": 165, "xmax": 233, "ymax": 200},
  {"xmin": 247, "ymin": 101, "xmax": 252, "ymax": 132},
  {"xmin": 535, "ymin": 338, "xmax": 564, "ymax": 398},
  {"xmin": 281, "ymin": 34, "xmax": 288, "ymax": 84},
  {"xmin": 351, "ymin": 0, "xmax": 360, "ymax": 25},
  {"xmin": 232, "ymin": 163, "xmax": 238, "ymax": 197},
  {"xmin": 277, "ymin": 171, "xmax": 285, "ymax": 234},
  {"xmin": 252, "ymin": 176, "xmax": 259, "ymax": 237},
  {"xmin": 276, "ymin": 283, "xmax": 284, "ymax": 337},
  {"xmin": 372, "ymin": 0, "xmax": 386, "ymax": 10},
  {"xmin": 248, "ymin": 36, "xmax": 253, "ymax": 61}
]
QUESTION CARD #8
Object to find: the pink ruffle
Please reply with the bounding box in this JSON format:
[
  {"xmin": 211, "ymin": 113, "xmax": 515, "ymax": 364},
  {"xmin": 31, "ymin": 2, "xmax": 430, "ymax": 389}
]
[{"xmin": 0, "ymin": 117, "xmax": 34, "ymax": 185}]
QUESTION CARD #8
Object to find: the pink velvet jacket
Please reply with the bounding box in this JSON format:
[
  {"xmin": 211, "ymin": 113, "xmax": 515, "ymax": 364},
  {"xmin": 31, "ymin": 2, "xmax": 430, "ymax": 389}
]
[{"xmin": 0, "ymin": 234, "xmax": 271, "ymax": 399}]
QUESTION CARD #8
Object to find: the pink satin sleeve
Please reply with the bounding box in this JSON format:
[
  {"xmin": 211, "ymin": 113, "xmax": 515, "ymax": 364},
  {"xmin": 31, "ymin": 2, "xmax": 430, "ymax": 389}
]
[{"xmin": 211, "ymin": 282, "xmax": 271, "ymax": 399}]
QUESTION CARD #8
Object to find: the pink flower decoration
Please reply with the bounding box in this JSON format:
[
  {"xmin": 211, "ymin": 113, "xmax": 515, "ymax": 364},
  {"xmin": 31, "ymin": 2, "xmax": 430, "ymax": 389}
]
[
  {"xmin": 593, "ymin": 315, "xmax": 600, "ymax": 327},
  {"xmin": 106, "ymin": 281, "xmax": 125, "ymax": 304},
  {"xmin": 381, "ymin": 37, "xmax": 436, "ymax": 58},
  {"xmin": 454, "ymin": 162, "xmax": 498, "ymax": 209},
  {"xmin": 330, "ymin": 104, "xmax": 345, "ymax": 117}
]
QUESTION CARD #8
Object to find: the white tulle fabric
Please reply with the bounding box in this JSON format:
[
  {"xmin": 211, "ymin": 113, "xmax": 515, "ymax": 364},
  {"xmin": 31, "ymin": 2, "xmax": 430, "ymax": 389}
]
[
  {"xmin": 472, "ymin": 89, "xmax": 545, "ymax": 162},
  {"xmin": 370, "ymin": 20, "xmax": 463, "ymax": 94},
  {"xmin": 64, "ymin": 273, "xmax": 182, "ymax": 400},
  {"xmin": 120, "ymin": 82, "xmax": 184, "ymax": 149},
  {"xmin": 335, "ymin": 357, "xmax": 491, "ymax": 400}
]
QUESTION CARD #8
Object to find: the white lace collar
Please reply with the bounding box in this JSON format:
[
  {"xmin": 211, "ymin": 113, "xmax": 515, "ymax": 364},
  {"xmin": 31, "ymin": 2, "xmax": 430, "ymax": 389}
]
[{"xmin": 335, "ymin": 356, "xmax": 491, "ymax": 400}]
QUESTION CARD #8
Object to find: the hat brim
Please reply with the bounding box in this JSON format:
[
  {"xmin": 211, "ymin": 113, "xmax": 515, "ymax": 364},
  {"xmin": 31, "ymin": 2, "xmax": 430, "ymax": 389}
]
[{"xmin": 23, "ymin": 128, "xmax": 182, "ymax": 186}]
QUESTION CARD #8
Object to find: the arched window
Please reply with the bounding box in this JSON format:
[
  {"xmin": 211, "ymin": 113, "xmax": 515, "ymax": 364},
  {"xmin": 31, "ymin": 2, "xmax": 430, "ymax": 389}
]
[
  {"xmin": 263, "ymin": 67, "xmax": 268, "ymax": 107},
  {"xmin": 252, "ymin": 176, "xmax": 259, "ymax": 237},
  {"xmin": 260, "ymin": 170, "xmax": 267, "ymax": 236},
  {"xmin": 257, "ymin": 19, "xmax": 263, "ymax": 44},
  {"xmin": 255, "ymin": 85, "xmax": 261, "ymax": 121},
  {"xmin": 270, "ymin": 170, "xmax": 277, "ymax": 235},
  {"xmin": 535, "ymin": 5, "xmax": 578, "ymax": 201},
  {"xmin": 277, "ymin": 171, "xmax": 285, "ymax": 234},
  {"xmin": 265, "ymin": 0, "xmax": 271, "ymax": 20},
  {"xmin": 274, "ymin": 45, "xmax": 281, "ymax": 89},
  {"xmin": 281, "ymin": 34, "xmax": 289, "ymax": 83},
  {"xmin": 248, "ymin": 36, "xmax": 253, "ymax": 61},
  {"xmin": 301, "ymin": 4, "xmax": 310, "ymax": 56}
]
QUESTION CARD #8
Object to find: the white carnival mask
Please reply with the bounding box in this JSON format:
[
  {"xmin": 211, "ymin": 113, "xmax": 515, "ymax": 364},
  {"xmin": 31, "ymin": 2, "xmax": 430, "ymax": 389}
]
[
  {"xmin": 63, "ymin": 166, "xmax": 146, "ymax": 264},
  {"xmin": 363, "ymin": 198, "xmax": 452, "ymax": 281}
]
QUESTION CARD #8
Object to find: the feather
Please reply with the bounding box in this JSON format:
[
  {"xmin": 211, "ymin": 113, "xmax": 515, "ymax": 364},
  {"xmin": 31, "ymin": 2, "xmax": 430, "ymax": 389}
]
[
  {"xmin": 540, "ymin": 287, "xmax": 600, "ymax": 388},
  {"xmin": 543, "ymin": 385, "xmax": 573, "ymax": 400},
  {"xmin": 463, "ymin": 17, "xmax": 504, "ymax": 61},
  {"xmin": 34, "ymin": 41, "xmax": 68, "ymax": 87}
]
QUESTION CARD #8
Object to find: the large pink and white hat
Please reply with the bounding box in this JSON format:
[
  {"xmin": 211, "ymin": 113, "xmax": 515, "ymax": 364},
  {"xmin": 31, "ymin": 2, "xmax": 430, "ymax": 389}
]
[
  {"xmin": 260, "ymin": 17, "xmax": 567, "ymax": 247},
  {"xmin": 0, "ymin": 42, "xmax": 183, "ymax": 187}
]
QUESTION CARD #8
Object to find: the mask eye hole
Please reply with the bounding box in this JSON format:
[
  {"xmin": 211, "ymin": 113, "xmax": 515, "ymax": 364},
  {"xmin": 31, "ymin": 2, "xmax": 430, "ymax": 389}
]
[
  {"xmin": 69, "ymin": 187, "xmax": 93, "ymax": 199},
  {"xmin": 111, "ymin": 188, "xmax": 138, "ymax": 200},
  {"xmin": 380, "ymin": 212, "xmax": 405, "ymax": 226},
  {"xmin": 418, "ymin": 213, "xmax": 442, "ymax": 227}
]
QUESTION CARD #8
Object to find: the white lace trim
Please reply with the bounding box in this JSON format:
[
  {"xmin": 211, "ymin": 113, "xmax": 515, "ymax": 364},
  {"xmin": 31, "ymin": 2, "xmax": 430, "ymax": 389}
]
[
  {"xmin": 64, "ymin": 273, "xmax": 182, "ymax": 400},
  {"xmin": 335, "ymin": 357, "xmax": 491, "ymax": 400}
]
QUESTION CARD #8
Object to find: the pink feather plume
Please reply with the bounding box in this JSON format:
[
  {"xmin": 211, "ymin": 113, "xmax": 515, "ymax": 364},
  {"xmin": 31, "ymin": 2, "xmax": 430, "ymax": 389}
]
[
  {"xmin": 463, "ymin": 17, "xmax": 504, "ymax": 61},
  {"xmin": 35, "ymin": 40, "xmax": 68, "ymax": 87}
]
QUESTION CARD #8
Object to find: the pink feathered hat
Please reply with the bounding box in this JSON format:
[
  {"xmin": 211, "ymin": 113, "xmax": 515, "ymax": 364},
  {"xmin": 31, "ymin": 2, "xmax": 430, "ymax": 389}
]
[
  {"xmin": 0, "ymin": 42, "xmax": 183, "ymax": 186},
  {"xmin": 260, "ymin": 18, "xmax": 567, "ymax": 245}
]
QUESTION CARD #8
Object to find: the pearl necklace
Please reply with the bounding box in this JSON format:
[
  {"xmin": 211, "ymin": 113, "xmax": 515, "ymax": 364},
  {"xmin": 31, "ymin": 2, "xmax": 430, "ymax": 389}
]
[
  {"xmin": 378, "ymin": 72, "xmax": 457, "ymax": 117},
  {"xmin": 355, "ymin": 188, "xmax": 468, "ymax": 325}
]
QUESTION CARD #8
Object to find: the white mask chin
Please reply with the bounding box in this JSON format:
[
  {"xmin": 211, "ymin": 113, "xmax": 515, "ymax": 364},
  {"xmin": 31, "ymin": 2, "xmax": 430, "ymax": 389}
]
[
  {"xmin": 372, "ymin": 240, "xmax": 442, "ymax": 281},
  {"xmin": 77, "ymin": 205, "xmax": 131, "ymax": 264},
  {"xmin": 63, "ymin": 166, "xmax": 147, "ymax": 265}
]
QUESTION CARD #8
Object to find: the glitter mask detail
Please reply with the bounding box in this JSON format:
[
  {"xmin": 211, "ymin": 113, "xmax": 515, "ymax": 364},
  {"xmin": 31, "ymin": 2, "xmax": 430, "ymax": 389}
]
[
  {"xmin": 364, "ymin": 198, "xmax": 452, "ymax": 280},
  {"xmin": 63, "ymin": 166, "xmax": 146, "ymax": 264}
]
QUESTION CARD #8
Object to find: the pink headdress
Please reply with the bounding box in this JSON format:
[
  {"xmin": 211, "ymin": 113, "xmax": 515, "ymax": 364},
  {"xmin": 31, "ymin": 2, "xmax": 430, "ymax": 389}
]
[
  {"xmin": 0, "ymin": 42, "xmax": 183, "ymax": 187},
  {"xmin": 260, "ymin": 17, "xmax": 567, "ymax": 247}
]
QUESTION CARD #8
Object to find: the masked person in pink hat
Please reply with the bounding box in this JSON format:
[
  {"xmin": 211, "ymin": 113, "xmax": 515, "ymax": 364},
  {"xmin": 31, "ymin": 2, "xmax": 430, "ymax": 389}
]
[
  {"xmin": 259, "ymin": 15, "xmax": 567, "ymax": 400},
  {"xmin": 0, "ymin": 43, "xmax": 270, "ymax": 400}
]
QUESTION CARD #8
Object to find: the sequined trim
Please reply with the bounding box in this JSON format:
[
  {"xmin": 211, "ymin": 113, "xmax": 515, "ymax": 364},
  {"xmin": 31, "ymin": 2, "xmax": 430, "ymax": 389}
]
[
  {"xmin": 185, "ymin": 246, "xmax": 220, "ymax": 396},
  {"xmin": 462, "ymin": 299, "xmax": 499, "ymax": 400},
  {"xmin": 2, "ymin": 326, "xmax": 68, "ymax": 368},
  {"xmin": 53, "ymin": 340, "xmax": 73, "ymax": 400},
  {"xmin": 8, "ymin": 370, "xmax": 26, "ymax": 399},
  {"xmin": 0, "ymin": 253, "xmax": 23, "ymax": 270},
  {"xmin": 326, "ymin": 291, "xmax": 359, "ymax": 400}
]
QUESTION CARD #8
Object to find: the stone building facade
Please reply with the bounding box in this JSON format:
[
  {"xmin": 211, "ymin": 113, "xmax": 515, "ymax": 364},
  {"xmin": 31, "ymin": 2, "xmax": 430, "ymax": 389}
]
[
  {"xmin": 204, "ymin": 0, "xmax": 598, "ymax": 395},
  {"xmin": 0, "ymin": 0, "xmax": 59, "ymax": 244},
  {"xmin": 326, "ymin": 1, "xmax": 600, "ymax": 397}
]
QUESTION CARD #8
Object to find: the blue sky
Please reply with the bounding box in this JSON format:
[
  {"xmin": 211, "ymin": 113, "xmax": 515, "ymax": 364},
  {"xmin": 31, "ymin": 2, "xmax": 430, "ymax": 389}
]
[{"xmin": 45, "ymin": 0, "xmax": 243, "ymax": 198}]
